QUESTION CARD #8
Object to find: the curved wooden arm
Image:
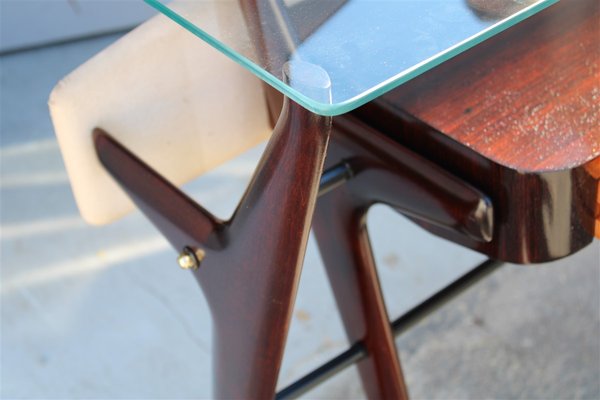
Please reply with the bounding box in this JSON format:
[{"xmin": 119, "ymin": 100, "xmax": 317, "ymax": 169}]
[
  {"xmin": 95, "ymin": 97, "xmax": 331, "ymax": 399},
  {"xmin": 333, "ymin": 116, "xmax": 494, "ymax": 243},
  {"xmin": 93, "ymin": 128, "xmax": 227, "ymax": 250}
]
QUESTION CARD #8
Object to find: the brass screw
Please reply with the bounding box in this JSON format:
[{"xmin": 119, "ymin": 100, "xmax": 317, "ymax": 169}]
[{"xmin": 177, "ymin": 247, "xmax": 205, "ymax": 271}]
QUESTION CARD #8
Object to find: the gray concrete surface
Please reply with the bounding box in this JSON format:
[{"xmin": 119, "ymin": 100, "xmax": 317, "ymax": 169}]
[{"xmin": 1, "ymin": 32, "xmax": 599, "ymax": 399}]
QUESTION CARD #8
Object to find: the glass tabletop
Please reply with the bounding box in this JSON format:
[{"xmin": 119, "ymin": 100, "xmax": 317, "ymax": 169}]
[{"xmin": 145, "ymin": 0, "xmax": 558, "ymax": 116}]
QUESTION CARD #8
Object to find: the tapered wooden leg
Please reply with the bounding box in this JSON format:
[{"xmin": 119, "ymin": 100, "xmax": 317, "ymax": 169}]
[
  {"xmin": 95, "ymin": 97, "xmax": 331, "ymax": 399},
  {"xmin": 313, "ymin": 187, "xmax": 409, "ymax": 399},
  {"xmin": 204, "ymin": 99, "xmax": 331, "ymax": 398}
]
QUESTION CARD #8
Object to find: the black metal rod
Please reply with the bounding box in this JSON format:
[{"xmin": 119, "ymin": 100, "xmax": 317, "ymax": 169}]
[
  {"xmin": 276, "ymin": 342, "xmax": 366, "ymax": 399},
  {"xmin": 275, "ymin": 259, "xmax": 503, "ymax": 399},
  {"xmin": 392, "ymin": 259, "xmax": 503, "ymax": 336},
  {"xmin": 318, "ymin": 161, "xmax": 354, "ymax": 196}
]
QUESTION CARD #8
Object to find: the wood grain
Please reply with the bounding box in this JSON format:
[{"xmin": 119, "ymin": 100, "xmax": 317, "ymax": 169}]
[
  {"xmin": 349, "ymin": 0, "xmax": 599, "ymax": 262},
  {"xmin": 312, "ymin": 115, "xmax": 503, "ymax": 398},
  {"xmin": 314, "ymin": 187, "xmax": 409, "ymax": 400},
  {"xmin": 93, "ymin": 1, "xmax": 599, "ymax": 397},
  {"xmin": 585, "ymin": 157, "xmax": 600, "ymax": 237},
  {"xmin": 366, "ymin": 0, "xmax": 599, "ymax": 172},
  {"xmin": 95, "ymin": 97, "xmax": 332, "ymax": 399}
]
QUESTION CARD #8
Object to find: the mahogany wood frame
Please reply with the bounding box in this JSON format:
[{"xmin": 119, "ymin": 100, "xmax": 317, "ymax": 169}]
[
  {"xmin": 91, "ymin": 0, "xmax": 598, "ymax": 397},
  {"xmin": 95, "ymin": 97, "xmax": 331, "ymax": 398},
  {"xmin": 355, "ymin": 0, "xmax": 600, "ymax": 259},
  {"xmin": 94, "ymin": 89, "xmax": 506, "ymax": 398},
  {"xmin": 312, "ymin": 113, "xmax": 496, "ymax": 399},
  {"xmin": 94, "ymin": 93, "xmax": 597, "ymax": 398}
]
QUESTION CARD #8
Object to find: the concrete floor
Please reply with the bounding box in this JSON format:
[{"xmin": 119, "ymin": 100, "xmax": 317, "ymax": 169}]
[{"xmin": 1, "ymin": 33, "xmax": 599, "ymax": 399}]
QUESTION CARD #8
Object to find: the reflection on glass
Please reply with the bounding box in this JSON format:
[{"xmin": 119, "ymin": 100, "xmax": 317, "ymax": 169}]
[
  {"xmin": 145, "ymin": 0, "xmax": 557, "ymax": 115},
  {"xmin": 467, "ymin": 0, "xmax": 540, "ymax": 20}
]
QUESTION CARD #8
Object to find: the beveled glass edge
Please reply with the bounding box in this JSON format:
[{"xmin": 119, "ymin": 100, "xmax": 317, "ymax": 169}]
[
  {"xmin": 333, "ymin": 0, "xmax": 560, "ymax": 116},
  {"xmin": 143, "ymin": 0, "xmax": 322, "ymax": 114},
  {"xmin": 144, "ymin": 0, "xmax": 559, "ymax": 116}
]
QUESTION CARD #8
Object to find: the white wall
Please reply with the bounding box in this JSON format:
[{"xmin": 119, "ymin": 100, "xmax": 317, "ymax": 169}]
[{"xmin": 0, "ymin": 0, "xmax": 157, "ymax": 53}]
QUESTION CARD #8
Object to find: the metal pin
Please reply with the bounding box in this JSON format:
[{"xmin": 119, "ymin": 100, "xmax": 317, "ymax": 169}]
[
  {"xmin": 177, "ymin": 247, "xmax": 205, "ymax": 271},
  {"xmin": 318, "ymin": 161, "xmax": 354, "ymax": 196}
]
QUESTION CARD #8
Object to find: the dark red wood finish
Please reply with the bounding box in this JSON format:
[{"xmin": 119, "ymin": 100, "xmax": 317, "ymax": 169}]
[
  {"xmin": 349, "ymin": 0, "xmax": 599, "ymax": 263},
  {"xmin": 92, "ymin": 0, "xmax": 599, "ymax": 398},
  {"xmin": 332, "ymin": 117, "xmax": 495, "ymax": 243},
  {"xmin": 586, "ymin": 157, "xmax": 600, "ymax": 237},
  {"xmin": 313, "ymin": 188, "xmax": 408, "ymax": 399},
  {"xmin": 95, "ymin": 97, "xmax": 331, "ymax": 399},
  {"xmin": 313, "ymin": 112, "xmax": 501, "ymax": 398},
  {"xmin": 260, "ymin": 0, "xmax": 599, "ymax": 264},
  {"xmin": 369, "ymin": 0, "xmax": 599, "ymax": 172}
]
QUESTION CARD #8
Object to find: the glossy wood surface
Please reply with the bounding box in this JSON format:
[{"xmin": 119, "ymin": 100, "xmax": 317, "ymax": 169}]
[
  {"xmin": 335, "ymin": 112, "xmax": 597, "ymax": 263},
  {"xmin": 364, "ymin": 0, "xmax": 599, "ymax": 172},
  {"xmin": 333, "ymin": 117, "xmax": 495, "ymax": 243},
  {"xmin": 314, "ymin": 188, "xmax": 408, "ymax": 400},
  {"xmin": 95, "ymin": 97, "xmax": 332, "ymax": 398},
  {"xmin": 586, "ymin": 157, "xmax": 600, "ymax": 237},
  {"xmin": 92, "ymin": 1, "xmax": 598, "ymax": 397},
  {"xmin": 344, "ymin": 0, "xmax": 599, "ymax": 262},
  {"xmin": 312, "ymin": 108, "xmax": 507, "ymax": 398}
]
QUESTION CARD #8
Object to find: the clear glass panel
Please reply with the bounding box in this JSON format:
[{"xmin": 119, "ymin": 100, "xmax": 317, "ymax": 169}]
[{"xmin": 145, "ymin": 0, "xmax": 558, "ymax": 115}]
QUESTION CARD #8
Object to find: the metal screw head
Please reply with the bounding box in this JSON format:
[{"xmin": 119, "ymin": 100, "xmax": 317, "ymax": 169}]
[{"xmin": 177, "ymin": 247, "xmax": 205, "ymax": 271}]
